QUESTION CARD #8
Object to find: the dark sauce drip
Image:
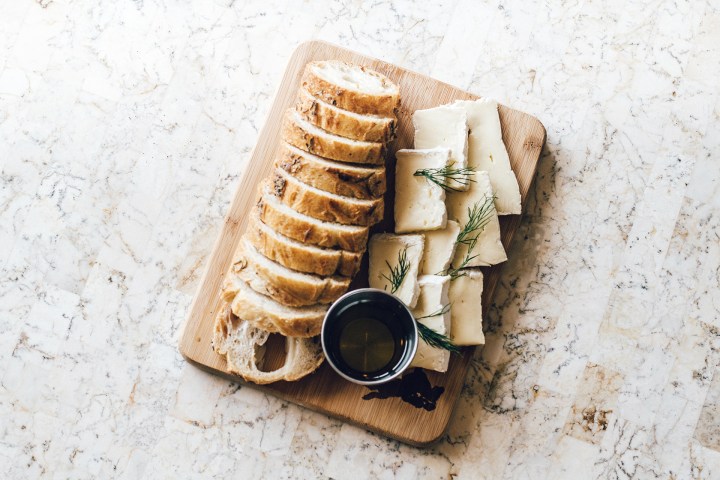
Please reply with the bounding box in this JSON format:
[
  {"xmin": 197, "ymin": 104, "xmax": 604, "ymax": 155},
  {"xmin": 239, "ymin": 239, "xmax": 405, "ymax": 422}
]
[{"xmin": 362, "ymin": 369, "xmax": 445, "ymax": 411}]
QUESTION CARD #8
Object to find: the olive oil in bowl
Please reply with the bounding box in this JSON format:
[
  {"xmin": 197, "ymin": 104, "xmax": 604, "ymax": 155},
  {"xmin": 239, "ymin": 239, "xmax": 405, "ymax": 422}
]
[
  {"xmin": 339, "ymin": 316, "xmax": 396, "ymax": 373},
  {"xmin": 321, "ymin": 289, "xmax": 418, "ymax": 385}
]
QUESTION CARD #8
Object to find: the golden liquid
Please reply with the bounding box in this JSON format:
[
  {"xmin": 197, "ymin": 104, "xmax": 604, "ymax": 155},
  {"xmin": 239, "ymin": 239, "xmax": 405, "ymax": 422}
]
[{"xmin": 338, "ymin": 317, "xmax": 396, "ymax": 373}]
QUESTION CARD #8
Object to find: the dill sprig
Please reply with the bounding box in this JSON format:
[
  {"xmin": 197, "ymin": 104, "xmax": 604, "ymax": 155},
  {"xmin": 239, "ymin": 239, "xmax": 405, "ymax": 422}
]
[
  {"xmin": 456, "ymin": 195, "xmax": 496, "ymax": 251},
  {"xmin": 381, "ymin": 247, "xmax": 410, "ymax": 294},
  {"xmin": 417, "ymin": 322, "xmax": 461, "ymax": 354},
  {"xmin": 415, "ymin": 303, "xmax": 451, "ymax": 320},
  {"xmin": 446, "ymin": 253, "xmax": 478, "ymax": 280},
  {"xmin": 445, "ymin": 195, "xmax": 496, "ymax": 280},
  {"xmin": 415, "ymin": 305, "xmax": 460, "ymax": 354},
  {"xmin": 414, "ymin": 164, "xmax": 477, "ymax": 192}
]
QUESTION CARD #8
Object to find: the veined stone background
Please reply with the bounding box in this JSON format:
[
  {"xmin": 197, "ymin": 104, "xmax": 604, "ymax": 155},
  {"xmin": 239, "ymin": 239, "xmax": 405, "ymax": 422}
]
[{"xmin": 1, "ymin": 0, "xmax": 719, "ymax": 478}]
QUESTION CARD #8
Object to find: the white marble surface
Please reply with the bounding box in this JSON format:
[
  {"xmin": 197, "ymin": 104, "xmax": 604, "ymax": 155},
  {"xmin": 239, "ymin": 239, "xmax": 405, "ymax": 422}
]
[{"xmin": 1, "ymin": 0, "xmax": 719, "ymax": 478}]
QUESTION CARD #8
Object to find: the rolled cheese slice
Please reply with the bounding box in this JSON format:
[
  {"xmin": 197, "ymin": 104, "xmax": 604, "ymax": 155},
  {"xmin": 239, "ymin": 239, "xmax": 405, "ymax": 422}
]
[
  {"xmin": 394, "ymin": 148, "xmax": 449, "ymax": 233},
  {"xmin": 368, "ymin": 233, "xmax": 424, "ymax": 308},
  {"xmin": 454, "ymin": 99, "xmax": 521, "ymax": 215},
  {"xmin": 421, "ymin": 220, "xmax": 461, "ymax": 275},
  {"xmin": 413, "ymin": 105, "xmax": 469, "ymax": 191},
  {"xmin": 410, "ymin": 275, "xmax": 452, "ymax": 372},
  {"xmin": 449, "ymin": 269, "xmax": 485, "ymax": 346},
  {"xmin": 447, "ymin": 171, "xmax": 507, "ymax": 267}
]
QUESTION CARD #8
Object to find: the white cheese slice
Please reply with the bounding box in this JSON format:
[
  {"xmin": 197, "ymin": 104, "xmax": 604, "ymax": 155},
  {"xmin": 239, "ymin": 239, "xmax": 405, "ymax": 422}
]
[
  {"xmin": 447, "ymin": 171, "xmax": 507, "ymax": 267},
  {"xmin": 394, "ymin": 148, "xmax": 449, "ymax": 233},
  {"xmin": 410, "ymin": 275, "xmax": 451, "ymax": 372},
  {"xmin": 368, "ymin": 233, "xmax": 424, "ymax": 308},
  {"xmin": 421, "ymin": 220, "xmax": 460, "ymax": 275},
  {"xmin": 449, "ymin": 269, "xmax": 485, "ymax": 345},
  {"xmin": 454, "ymin": 99, "xmax": 521, "ymax": 215},
  {"xmin": 412, "ymin": 105, "xmax": 469, "ymax": 191}
]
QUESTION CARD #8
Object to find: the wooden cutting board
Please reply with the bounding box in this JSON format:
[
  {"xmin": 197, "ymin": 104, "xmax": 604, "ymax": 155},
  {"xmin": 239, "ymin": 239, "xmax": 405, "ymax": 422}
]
[{"xmin": 179, "ymin": 40, "xmax": 545, "ymax": 446}]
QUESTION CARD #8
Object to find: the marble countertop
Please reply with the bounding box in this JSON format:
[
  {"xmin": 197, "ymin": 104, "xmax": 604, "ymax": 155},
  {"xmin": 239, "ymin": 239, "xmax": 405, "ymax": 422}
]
[{"xmin": 1, "ymin": 0, "xmax": 719, "ymax": 478}]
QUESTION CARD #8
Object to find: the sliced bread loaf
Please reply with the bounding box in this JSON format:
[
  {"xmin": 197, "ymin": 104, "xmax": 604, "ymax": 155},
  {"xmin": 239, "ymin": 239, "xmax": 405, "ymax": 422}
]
[
  {"xmin": 301, "ymin": 60, "xmax": 399, "ymax": 116},
  {"xmin": 225, "ymin": 278, "xmax": 328, "ymax": 337},
  {"xmin": 283, "ymin": 109, "xmax": 385, "ymax": 165},
  {"xmin": 271, "ymin": 168, "xmax": 383, "ymax": 226},
  {"xmin": 225, "ymin": 239, "xmax": 350, "ymax": 306},
  {"xmin": 245, "ymin": 212, "xmax": 363, "ymax": 277},
  {"xmin": 295, "ymin": 88, "xmax": 396, "ymax": 143},
  {"xmin": 213, "ymin": 302, "xmax": 324, "ymax": 384},
  {"xmin": 276, "ymin": 143, "xmax": 386, "ymax": 200},
  {"xmin": 256, "ymin": 188, "xmax": 369, "ymax": 252}
]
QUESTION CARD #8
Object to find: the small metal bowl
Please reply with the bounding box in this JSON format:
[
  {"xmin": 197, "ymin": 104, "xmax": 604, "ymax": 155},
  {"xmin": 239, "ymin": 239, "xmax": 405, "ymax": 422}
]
[{"xmin": 321, "ymin": 288, "xmax": 418, "ymax": 386}]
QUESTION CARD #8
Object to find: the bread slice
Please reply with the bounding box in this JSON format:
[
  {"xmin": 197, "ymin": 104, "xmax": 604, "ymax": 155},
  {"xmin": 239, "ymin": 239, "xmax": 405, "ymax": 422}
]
[
  {"xmin": 225, "ymin": 239, "xmax": 350, "ymax": 306},
  {"xmin": 256, "ymin": 188, "xmax": 369, "ymax": 252},
  {"xmin": 295, "ymin": 88, "xmax": 396, "ymax": 143},
  {"xmin": 301, "ymin": 60, "xmax": 400, "ymax": 116},
  {"xmin": 226, "ymin": 276, "xmax": 328, "ymax": 336},
  {"xmin": 276, "ymin": 143, "xmax": 386, "ymax": 200},
  {"xmin": 213, "ymin": 302, "xmax": 324, "ymax": 384},
  {"xmin": 271, "ymin": 168, "xmax": 383, "ymax": 226},
  {"xmin": 246, "ymin": 212, "xmax": 363, "ymax": 277},
  {"xmin": 283, "ymin": 109, "xmax": 385, "ymax": 165}
]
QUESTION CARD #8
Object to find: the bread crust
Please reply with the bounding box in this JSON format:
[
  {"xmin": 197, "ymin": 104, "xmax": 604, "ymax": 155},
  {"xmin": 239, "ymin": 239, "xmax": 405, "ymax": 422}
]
[
  {"xmin": 256, "ymin": 192, "xmax": 369, "ymax": 252},
  {"xmin": 283, "ymin": 109, "xmax": 385, "ymax": 165},
  {"xmin": 213, "ymin": 302, "xmax": 324, "ymax": 383},
  {"xmin": 301, "ymin": 61, "xmax": 399, "ymax": 116},
  {"xmin": 295, "ymin": 89, "xmax": 396, "ymax": 143},
  {"xmin": 255, "ymin": 190, "xmax": 370, "ymax": 252},
  {"xmin": 226, "ymin": 240, "xmax": 350, "ymax": 306},
  {"xmin": 246, "ymin": 214, "xmax": 363, "ymax": 277},
  {"xmin": 276, "ymin": 143, "xmax": 386, "ymax": 200},
  {"xmin": 271, "ymin": 168, "xmax": 383, "ymax": 227},
  {"xmin": 228, "ymin": 283, "xmax": 326, "ymax": 337}
]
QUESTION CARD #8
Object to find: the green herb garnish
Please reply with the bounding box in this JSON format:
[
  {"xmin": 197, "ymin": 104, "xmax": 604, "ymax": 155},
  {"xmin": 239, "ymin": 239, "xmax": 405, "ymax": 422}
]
[
  {"xmin": 416, "ymin": 305, "xmax": 460, "ymax": 354},
  {"xmin": 445, "ymin": 195, "xmax": 496, "ymax": 279},
  {"xmin": 415, "ymin": 303, "xmax": 451, "ymax": 320},
  {"xmin": 416, "ymin": 322, "xmax": 461, "ymax": 354},
  {"xmin": 414, "ymin": 164, "xmax": 476, "ymax": 192},
  {"xmin": 381, "ymin": 247, "xmax": 410, "ymax": 294}
]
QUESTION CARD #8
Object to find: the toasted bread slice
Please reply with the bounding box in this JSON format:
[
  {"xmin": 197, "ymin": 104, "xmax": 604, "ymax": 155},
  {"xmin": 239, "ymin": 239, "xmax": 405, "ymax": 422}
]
[
  {"xmin": 283, "ymin": 109, "xmax": 385, "ymax": 165},
  {"xmin": 301, "ymin": 60, "xmax": 399, "ymax": 116},
  {"xmin": 276, "ymin": 143, "xmax": 386, "ymax": 200},
  {"xmin": 245, "ymin": 213, "xmax": 363, "ymax": 277},
  {"xmin": 295, "ymin": 88, "xmax": 396, "ymax": 143},
  {"xmin": 225, "ymin": 239, "xmax": 350, "ymax": 307},
  {"xmin": 213, "ymin": 302, "xmax": 324, "ymax": 384},
  {"xmin": 256, "ymin": 187, "xmax": 369, "ymax": 252},
  {"xmin": 270, "ymin": 168, "xmax": 383, "ymax": 227}
]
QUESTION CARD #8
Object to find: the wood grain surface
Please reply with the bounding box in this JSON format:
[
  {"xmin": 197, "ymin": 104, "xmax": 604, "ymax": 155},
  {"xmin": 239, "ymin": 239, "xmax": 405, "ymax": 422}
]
[{"xmin": 178, "ymin": 40, "xmax": 546, "ymax": 446}]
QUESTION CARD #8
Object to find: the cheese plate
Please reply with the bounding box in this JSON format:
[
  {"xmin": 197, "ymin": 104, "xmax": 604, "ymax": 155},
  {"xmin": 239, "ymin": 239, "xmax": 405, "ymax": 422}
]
[{"xmin": 178, "ymin": 40, "xmax": 545, "ymax": 446}]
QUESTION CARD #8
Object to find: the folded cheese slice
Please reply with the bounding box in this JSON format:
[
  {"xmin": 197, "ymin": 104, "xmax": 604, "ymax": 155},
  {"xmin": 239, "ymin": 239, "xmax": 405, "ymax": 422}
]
[
  {"xmin": 412, "ymin": 105, "xmax": 469, "ymax": 191},
  {"xmin": 410, "ymin": 275, "xmax": 451, "ymax": 372},
  {"xmin": 421, "ymin": 220, "xmax": 460, "ymax": 275},
  {"xmin": 447, "ymin": 171, "xmax": 507, "ymax": 267},
  {"xmin": 394, "ymin": 148, "xmax": 449, "ymax": 233},
  {"xmin": 449, "ymin": 269, "xmax": 485, "ymax": 346},
  {"xmin": 454, "ymin": 99, "xmax": 521, "ymax": 215},
  {"xmin": 368, "ymin": 233, "xmax": 424, "ymax": 308}
]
